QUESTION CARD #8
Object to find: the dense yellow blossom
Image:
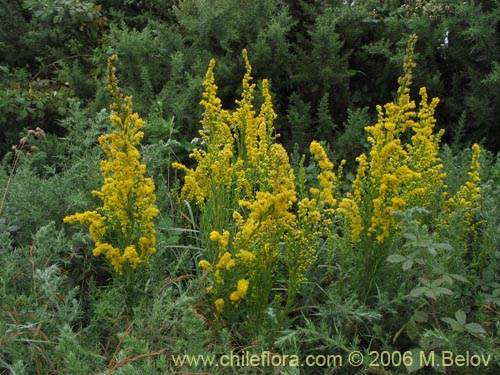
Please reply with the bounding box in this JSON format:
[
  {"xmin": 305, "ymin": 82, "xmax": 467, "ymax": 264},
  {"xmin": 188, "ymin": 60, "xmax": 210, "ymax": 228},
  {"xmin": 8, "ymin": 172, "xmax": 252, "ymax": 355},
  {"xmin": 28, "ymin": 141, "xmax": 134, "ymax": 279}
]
[
  {"xmin": 230, "ymin": 279, "xmax": 249, "ymax": 303},
  {"xmin": 236, "ymin": 250, "xmax": 255, "ymax": 263},
  {"xmin": 175, "ymin": 50, "xmax": 342, "ymax": 323},
  {"xmin": 216, "ymin": 252, "xmax": 236, "ymax": 270},
  {"xmin": 172, "ymin": 57, "xmax": 236, "ymax": 207},
  {"xmin": 309, "ymin": 141, "xmax": 342, "ymax": 208},
  {"xmin": 338, "ymin": 35, "xmax": 446, "ymax": 244},
  {"xmin": 64, "ymin": 55, "xmax": 158, "ymax": 275},
  {"xmin": 444, "ymin": 144, "xmax": 481, "ymax": 231},
  {"xmin": 209, "ymin": 230, "xmax": 230, "ymax": 249},
  {"xmin": 404, "ymin": 87, "xmax": 446, "ymax": 207}
]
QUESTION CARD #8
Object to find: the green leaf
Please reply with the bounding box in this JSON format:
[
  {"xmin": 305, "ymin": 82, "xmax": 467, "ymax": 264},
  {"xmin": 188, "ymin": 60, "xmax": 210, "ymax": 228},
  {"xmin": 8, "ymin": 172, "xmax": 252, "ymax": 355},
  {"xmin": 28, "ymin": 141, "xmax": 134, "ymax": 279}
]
[
  {"xmin": 428, "ymin": 287, "xmax": 453, "ymax": 298},
  {"xmin": 435, "ymin": 243, "xmax": 453, "ymax": 251},
  {"xmin": 449, "ymin": 273, "xmax": 469, "ymax": 283},
  {"xmin": 485, "ymin": 295, "xmax": 500, "ymax": 306},
  {"xmin": 418, "ymin": 278, "xmax": 431, "ymax": 287},
  {"xmin": 441, "ymin": 317, "xmax": 464, "ymax": 331},
  {"xmin": 406, "ymin": 319, "xmax": 419, "ymax": 341},
  {"xmin": 165, "ymin": 235, "xmax": 181, "ymax": 245},
  {"xmin": 419, "ymin": 336, "xmax": 438, "ymax": 351},
  {"xmin": 387, "ymin": 254, "xmax": 406, "ymax": 263},
  {"xmin": 57, "ymin": 106, "xmax": 67, "ymax": 116},
  {"xmin": 415, "ymin": 239, "xmax": 431, "ymax": 248},
  {"xmin": 16, "ymin": 109, "xmax": 28, "ymax": 120},
  {"xmin": 414, "ymin": 258, "xmax": 425, "ymax": 265},
  {"xmin": 464, "ymin": 322, "xmax": 486, "ymax": 336},
  {"xmin": 413, "ymin": 310, "xmax": 428, "ymax": 323},
  {"xmin": 431, "ymin": 278, "xmax": 445, "ymax": 287},
  {"xmin": 436, "ymin": 287, "xmax": 453, "ymax": 295},
  {"xmin": 455, "ymin": 310, "xmax": 466, "ymax": 325},
  {"xmin": 403, "ymin": 232, "xmax": 417, "ymax": 242},
  {"xmin": 424, "ymin": 288, "xmax": 438, "ymax": 299},
  {"xmin": 35, "ymin": 100, "xmax": 45, "ymax": 110},
  {"xmin": 405, "ymin": 348, "xmax": 424, "ymax": 373},
  {"xmin": 403, "ymin": 259, "xmax": 414, "ymax": 271},
  {"xmin": 409, "ymin": 287, "xmax": 428, "ymax": 298}
]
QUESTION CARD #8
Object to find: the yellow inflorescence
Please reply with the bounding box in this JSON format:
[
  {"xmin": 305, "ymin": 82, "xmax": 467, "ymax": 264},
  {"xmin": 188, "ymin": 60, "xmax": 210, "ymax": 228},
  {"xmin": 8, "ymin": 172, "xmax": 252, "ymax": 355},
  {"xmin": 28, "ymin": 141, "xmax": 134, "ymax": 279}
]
[
  {"xmin": 177, "ymin": 50, "xmax": 342, "ymax": 318},
  {"xmin": 229, "ymin": 279, "xmax": 249, "ymax": 303},
  {"xmin": 172, "ymin": 57, "xmax": 236, "ymax": 206},
  {"xmin": 337, "ymin": 35, "xmax": 481, "ymax": 246},
  {"xmin": 444, "ymin": 143, "xmax": 481, "ymax": 231},
  {"xmin": 309, "ymin": 141, "xmax": 341, "ymax": 208},
  {"xmin": 64, "ymin": 55, "xmax": 158, "ymax": 275},
  {"xmin": 338, "ymin": 35, "xmax": 448, "ymax": 244},
  {"xmin": 404, "ymin": 87, "xmax": 446, "ymax": 207},
  {"xmin": 214, "ymin": 298, "xmax": 224, "ymax": 313},
  {"xmin": 178, "ymin": 38, "xmax": 483, "ymax": 321}
]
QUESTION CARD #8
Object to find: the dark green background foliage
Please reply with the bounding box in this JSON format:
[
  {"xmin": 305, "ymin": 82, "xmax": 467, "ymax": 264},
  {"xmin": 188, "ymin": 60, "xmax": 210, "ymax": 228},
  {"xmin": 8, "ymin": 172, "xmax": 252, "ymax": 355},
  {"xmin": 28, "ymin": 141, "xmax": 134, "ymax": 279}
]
[
  {"xmin": 1, "ymin": 1, "xmax": 500, "ymax": 374},
  {"xmin": 1, "ymin": 0, "xmax": 499, "ymax": 157}
]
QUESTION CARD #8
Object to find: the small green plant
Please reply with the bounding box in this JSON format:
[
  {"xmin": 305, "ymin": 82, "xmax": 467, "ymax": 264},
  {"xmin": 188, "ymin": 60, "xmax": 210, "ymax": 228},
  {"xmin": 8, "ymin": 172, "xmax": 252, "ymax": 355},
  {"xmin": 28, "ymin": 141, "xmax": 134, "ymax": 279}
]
[
  {"xmin": 0, "ymin": 127, "xmax": 46, "ymax": 220},
  {"xmin": 389, "ymin": 208, "xmax": 487, "ymax": 374}
]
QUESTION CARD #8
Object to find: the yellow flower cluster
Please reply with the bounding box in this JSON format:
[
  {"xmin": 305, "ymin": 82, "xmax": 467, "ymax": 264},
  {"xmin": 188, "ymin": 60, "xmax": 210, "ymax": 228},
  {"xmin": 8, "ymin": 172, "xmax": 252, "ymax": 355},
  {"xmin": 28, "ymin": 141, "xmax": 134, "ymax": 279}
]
[
  {"xmin": 444, "ymin": 144, "xmax": 481, "ymax": 231},
  {"xmin": 172, "ymin": 57, "xmax": 235, "ymax": 206},
  {"xmin": 201, "ymin": 144, "xmax": 297, "ymax": 314},
  {"xmin": 177, "ymin": 51, "xmax": 341, "ymax": 319},
  {"xmin": 404, "ymin": 87, "xmax": 446, "ymax": 207},
  {"xmin": 338, "ymin": 34, "xmax": 482, "ymax": 253},
  {"xmin": 338, "ymin": 35, "xmax": 447, "ymax": 244},
  {"xmin": 279, "ymin": 140, "xmax": 344, "ymax": 312},
  {"xmin": 230, "ymin": 279, "xmax": 249, "ymax": 303},
  {"xmin": 214, "ymin": 298, "xmax": 224, "ymax": 313},
  {"xmin": 64, "ymin": 55, "xmax": 158, "ymax": 275},
  {"xmin": 309, "ymin": 141, "xmax": 341, "ymax": 209}
]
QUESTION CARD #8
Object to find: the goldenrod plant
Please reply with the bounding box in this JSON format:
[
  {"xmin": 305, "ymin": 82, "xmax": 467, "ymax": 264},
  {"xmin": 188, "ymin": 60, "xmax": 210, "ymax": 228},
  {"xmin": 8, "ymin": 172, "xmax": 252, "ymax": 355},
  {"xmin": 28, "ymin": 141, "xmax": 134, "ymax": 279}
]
[
  {"xmin": 443, "ymin": 143, "xmax": 481, "ymax": 233},
  {"xmin": 173, "ymin": 50, "xmax": 286, "ymax": 325},
  {"xmin": 174, "ymin": 50, "xmax": 345, "ymax": 334},
  {"xmin": 64, "ymin": 55, "xmax": 159, "ymax": 277},
  {"xmin": 337, "ymin": 35, "xmax": 481, "ymax": 301}
]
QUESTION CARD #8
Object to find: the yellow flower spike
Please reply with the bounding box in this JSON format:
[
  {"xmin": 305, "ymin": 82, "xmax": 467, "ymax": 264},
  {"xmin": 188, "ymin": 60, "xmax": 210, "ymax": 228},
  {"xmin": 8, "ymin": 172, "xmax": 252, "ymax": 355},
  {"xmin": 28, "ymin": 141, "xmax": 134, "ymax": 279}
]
[
  {"xmin": 63, "ymin": 55, "xmax": 158, "ymax": 275},
  {"xmin": 175, "ymin": 50, "xmax": 329, "ymax": 322},
  {"xmin": 216, "ymin": 252, "xmax": 233, "ymax": 270},
  {"xmin": 214, "ymin": 298, "xmax": 224, "ymax": 313},
  {"xmin": 309, "ymin": 141, "xmax": 339, "ymax": 208},
  {"xmin": 339, "ymin": 35, "xmax": 451, "ymax": 245},
  {"xmin": 209, "ymin": 230, "xmax": 221, "ymax": 242},
  {"xmin": 236, "ymin": 250, "xmax": 255, "ymax": 263},
  {"xmin": 229, "ymin": 279, "xmax": 249, "ymax": 304},
  {"xmin": 444, "ymin": 144, "xmax": 481, "ymax": 232}
]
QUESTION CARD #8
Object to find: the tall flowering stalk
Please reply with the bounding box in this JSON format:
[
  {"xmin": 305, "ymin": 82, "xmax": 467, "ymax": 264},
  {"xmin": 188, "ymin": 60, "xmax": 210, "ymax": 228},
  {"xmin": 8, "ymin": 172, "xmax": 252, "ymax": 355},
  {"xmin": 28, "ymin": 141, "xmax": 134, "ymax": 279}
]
[
  {"xmin": 339, "ymin": 35, "xmax": 444, "ymax": 245},
  {"xmin": 337, "ymin": 35, "xmax": 481, "ymax": 300},
  {"xmin": 175, "ymin": 51, "xmax": 343, "ymax": 330},
  {"xmin": 443, "ymin": 143, "xmax": 481, "ymax": 234},
  {"xmin": 172, "ymin": 57, "xmax": 239, "ymax": 263},
  {"xmin": 64, "ymin": 55, "xmax": 158, "ymax": 276}
]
